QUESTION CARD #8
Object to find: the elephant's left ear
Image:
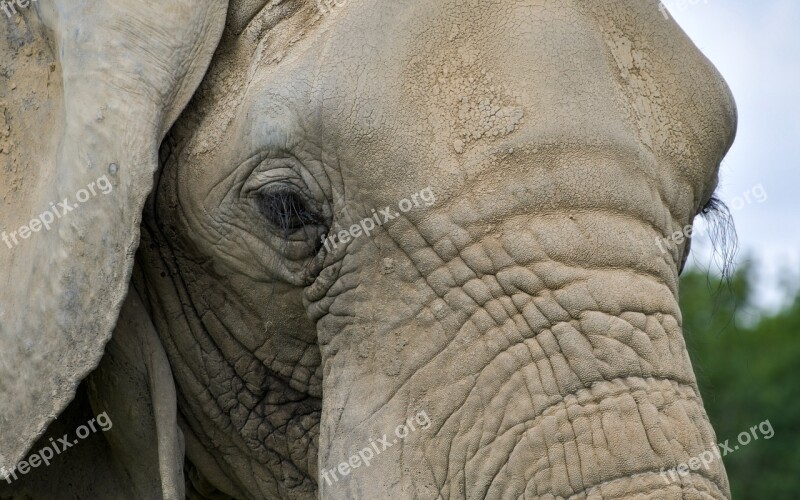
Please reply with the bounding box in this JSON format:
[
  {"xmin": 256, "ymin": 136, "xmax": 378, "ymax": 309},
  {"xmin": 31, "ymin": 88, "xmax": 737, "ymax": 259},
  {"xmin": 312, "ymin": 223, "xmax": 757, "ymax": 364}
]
[{"xmin": 0, "ymin": 0, "xmax": 228, "ymax": 470}]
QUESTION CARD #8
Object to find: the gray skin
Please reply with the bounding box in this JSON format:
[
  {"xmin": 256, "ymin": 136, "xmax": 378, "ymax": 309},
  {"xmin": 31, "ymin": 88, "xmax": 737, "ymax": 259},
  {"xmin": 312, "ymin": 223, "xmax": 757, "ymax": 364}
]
[{"xmin": 0, "ymin": 0, "xmax": 737, "ymax": 498}]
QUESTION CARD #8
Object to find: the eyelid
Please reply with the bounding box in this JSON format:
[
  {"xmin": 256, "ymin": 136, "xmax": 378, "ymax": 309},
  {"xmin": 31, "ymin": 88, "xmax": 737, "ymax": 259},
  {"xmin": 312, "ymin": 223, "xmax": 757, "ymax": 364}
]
[
  {"xmin": 238, "ymin": 154, "xmax": 331, "ymax": 239},
  {"xmin": 241, "ymin": 157, "xmax": 307, "ymax": 197},
  {"xmin": 252, "ymin": 182, "xmax": 315, "ymax": 212}
]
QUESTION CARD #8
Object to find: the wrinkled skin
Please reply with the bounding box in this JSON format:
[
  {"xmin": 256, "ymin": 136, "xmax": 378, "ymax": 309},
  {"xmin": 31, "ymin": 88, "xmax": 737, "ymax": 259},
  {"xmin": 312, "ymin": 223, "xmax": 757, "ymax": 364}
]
[{"xmin": 0, "ymin": 0, "xmax": 737, "ymax": 498}]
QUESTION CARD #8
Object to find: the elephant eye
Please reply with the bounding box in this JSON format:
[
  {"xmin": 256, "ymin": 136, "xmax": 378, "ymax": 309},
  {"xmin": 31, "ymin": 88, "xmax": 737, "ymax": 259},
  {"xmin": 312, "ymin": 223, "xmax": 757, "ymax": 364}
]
[{"xmin": 257, "ymin": 188, "xmax": 322, "ymax": 236}]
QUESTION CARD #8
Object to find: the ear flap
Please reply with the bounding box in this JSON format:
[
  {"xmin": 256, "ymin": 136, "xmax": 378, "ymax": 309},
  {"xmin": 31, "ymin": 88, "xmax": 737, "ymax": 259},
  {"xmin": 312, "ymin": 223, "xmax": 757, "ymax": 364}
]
[{"xmin": 0, "ymin": 0, "xmax": 228, "ymax": 472}]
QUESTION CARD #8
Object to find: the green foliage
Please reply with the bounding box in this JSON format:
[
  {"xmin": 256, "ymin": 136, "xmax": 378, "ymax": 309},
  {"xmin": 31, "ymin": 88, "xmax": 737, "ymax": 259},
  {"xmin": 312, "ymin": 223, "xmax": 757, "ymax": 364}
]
[{"xmin": 680, "ymin": 262, "xmax": 800, "ymax": 499}]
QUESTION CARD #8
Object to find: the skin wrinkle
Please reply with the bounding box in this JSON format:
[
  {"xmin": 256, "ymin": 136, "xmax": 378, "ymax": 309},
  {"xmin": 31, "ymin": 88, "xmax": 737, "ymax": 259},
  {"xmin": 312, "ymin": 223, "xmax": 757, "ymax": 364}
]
[
  {"xmin": 183, "ymin": 422, "xmax": 252, "ymax": 498},
  {"xmin": 631, "ymin": 392, "xmax": 662, "ymax": 465},
  {"xmin": 462, "ymin": 324, "xmax": 708, "ymax": 460},
  {"xmin": 450, "ymin": 358, "xmax": 698, "ymax": 467},
  {"xmin": 421, "ymin": 210, "xmax": 677, "ymax": 294},
  {"xmin": 443, "ymin": 144, "xmax": 685, "ymax": 238},
  {"xmin": 115, "ymin": 1, "xmax": 737, "ymax": 497},
  {"xmin": 482, "ymin": 387, "xmax": 705, "ymax": 498},
  {"xmin": 0, "ymin": 0, "xmax": 722, "ymax": 498},
  {"xmin": 140, "ymin": 226, "xmax": 320, "ymax": 497},
  {"xmin": 183, "ymin": 140, "xmax": 323, "ymax": 280},
  {"xmin": 179, "ymin": 377, "xmax": 285, "ymax": 496},
  {"xmin": 388, "ymin": 222, "xmax": 676, "ymax": 378},
  {"xmin": 572, "ymin": 472, "xmax": 727, "ymax": 499},
  {"xmin": 566, "ymin": 389, "xmax": 586, "ymax": 492},
  {"xmin": 146, "ymin": 236, "xmax": 217, "ymax": 391},
  {"xmin": 163, "ymin": 148, "xmax": 326, "ymax": 371},
  {"xmin": 199, "ymin": 309, "xmax": 265, "ymax": 403},
  {"xmin": 432, "ymin": 280, "xmax": 690, "ymax": 391}
]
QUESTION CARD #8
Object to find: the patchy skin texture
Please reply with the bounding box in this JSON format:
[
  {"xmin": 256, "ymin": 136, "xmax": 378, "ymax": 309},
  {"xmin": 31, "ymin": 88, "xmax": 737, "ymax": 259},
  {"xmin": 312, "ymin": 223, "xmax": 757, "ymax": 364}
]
[
  {"xmin": 1, "ymin": 0, "xmax": 736, "ymax": 498},
  {"xmin": 0, "ymin": 0, "xmax": 229, "ymax": 497}
]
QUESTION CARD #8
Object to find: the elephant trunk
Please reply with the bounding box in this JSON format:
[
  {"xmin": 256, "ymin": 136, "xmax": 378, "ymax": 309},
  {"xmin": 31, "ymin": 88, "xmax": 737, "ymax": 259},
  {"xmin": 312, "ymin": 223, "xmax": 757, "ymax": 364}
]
[{"xmin": 312, "ymin": 201, "xmax": 730, "ymax": 498}]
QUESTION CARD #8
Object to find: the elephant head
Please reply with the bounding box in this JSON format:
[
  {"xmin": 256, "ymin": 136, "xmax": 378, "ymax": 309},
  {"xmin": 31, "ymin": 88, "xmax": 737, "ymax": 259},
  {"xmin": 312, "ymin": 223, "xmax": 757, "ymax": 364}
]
[{"xmin": 1, "ymin": 0, "xmax": 737, "ymax": 498}]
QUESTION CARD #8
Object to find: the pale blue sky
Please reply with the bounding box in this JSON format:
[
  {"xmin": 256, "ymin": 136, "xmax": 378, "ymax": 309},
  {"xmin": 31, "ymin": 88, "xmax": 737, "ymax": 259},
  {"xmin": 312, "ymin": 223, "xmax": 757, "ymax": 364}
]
[{"xmin": 666, "ymin": 0, "xmax": 800, "ymax": 310}]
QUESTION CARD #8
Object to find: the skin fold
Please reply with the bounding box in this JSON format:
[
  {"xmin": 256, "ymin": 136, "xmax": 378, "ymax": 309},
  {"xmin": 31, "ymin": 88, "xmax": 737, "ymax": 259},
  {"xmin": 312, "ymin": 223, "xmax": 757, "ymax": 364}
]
[{"xmin": 0, "ymin": 0, "xmax": 737, "ymax": 498}]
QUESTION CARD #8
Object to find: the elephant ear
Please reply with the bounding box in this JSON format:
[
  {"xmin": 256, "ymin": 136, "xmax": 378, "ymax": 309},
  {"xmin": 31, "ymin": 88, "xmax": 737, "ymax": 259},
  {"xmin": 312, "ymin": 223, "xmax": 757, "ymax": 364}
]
[{"xmin": 0, "ymin": 0, "xmax": 228, "ymax": 471}]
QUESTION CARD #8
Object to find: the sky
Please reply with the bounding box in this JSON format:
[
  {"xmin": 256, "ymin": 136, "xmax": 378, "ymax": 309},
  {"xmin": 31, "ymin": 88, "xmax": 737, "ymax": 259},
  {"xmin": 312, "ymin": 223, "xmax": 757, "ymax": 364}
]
[{"xmin": 665, "ymin": 0, "xmax": 800, "ymax": 310}]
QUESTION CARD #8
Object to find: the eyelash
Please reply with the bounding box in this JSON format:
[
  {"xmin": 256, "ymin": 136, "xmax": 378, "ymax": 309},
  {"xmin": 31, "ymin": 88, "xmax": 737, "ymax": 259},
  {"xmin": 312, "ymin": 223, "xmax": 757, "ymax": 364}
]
[
  {"xmin": 256, "ymin": 187, "xmax": 323, "ymax": 236},
  {"xmin": 700, "ymin": 195, "xmax": 722, "ymax": 215}
]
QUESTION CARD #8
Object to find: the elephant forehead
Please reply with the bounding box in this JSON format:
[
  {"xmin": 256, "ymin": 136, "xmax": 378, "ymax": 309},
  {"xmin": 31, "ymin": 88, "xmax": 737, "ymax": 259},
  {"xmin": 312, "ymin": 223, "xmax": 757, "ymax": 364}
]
[
  {"xmin": 329, "ymin": 1, "xmax": 631, "ymax": 139},
  {"xmin": 294, "ymin": 0, "xmax": 735, "ymax": 213},
  {"xmin": 188, "ymin": 0, "xmax": 734, "ymax": 222}
]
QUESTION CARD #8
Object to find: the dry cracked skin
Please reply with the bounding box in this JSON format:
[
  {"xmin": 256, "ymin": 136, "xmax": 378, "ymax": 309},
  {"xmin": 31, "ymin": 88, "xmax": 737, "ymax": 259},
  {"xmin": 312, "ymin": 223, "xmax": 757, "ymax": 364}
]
[{"xmin": 0, "ymin": 0, "xmax": 737, "ymax": 498}]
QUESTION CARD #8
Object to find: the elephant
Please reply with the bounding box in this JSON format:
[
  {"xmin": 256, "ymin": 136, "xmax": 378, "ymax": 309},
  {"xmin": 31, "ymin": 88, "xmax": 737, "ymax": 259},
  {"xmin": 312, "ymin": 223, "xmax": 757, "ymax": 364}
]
[{"xmin": 0, "ymin": 0, "xmax": 738, "ymax": 498}]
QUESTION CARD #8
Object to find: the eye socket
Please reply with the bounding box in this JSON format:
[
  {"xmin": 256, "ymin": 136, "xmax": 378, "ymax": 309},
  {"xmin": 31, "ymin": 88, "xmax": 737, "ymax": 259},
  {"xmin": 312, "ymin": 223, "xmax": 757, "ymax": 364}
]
[{"xmin": 257, "ymin": 188, "xmax": 323, "ymax": 236}]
